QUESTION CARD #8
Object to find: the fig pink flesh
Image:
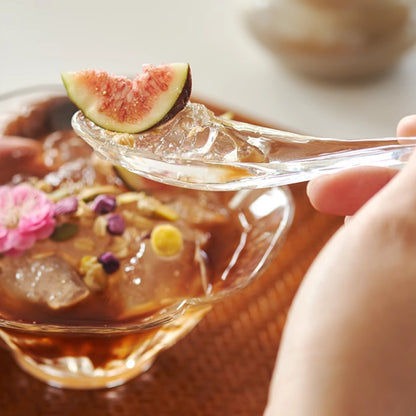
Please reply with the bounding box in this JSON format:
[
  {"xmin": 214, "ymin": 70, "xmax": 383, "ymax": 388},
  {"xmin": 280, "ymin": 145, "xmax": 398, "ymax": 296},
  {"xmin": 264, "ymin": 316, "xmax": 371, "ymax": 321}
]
[{"xmin": 79, "ymin": 66, "xmax": 174, "ymax": 124}]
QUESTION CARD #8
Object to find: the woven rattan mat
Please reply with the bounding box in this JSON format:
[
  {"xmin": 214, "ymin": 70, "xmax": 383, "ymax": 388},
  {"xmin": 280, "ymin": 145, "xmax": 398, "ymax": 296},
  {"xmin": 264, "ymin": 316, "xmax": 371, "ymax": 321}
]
[{"xmin": 0, "ymin": 105, "xmax": 344, "ymax": 416}]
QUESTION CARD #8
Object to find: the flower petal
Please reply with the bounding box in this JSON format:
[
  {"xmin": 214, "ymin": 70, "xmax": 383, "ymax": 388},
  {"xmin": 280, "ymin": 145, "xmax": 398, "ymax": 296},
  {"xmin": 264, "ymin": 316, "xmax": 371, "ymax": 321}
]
[{"xmin": 0, "ymin": 184, "xmax": 56, "ymax": 255}]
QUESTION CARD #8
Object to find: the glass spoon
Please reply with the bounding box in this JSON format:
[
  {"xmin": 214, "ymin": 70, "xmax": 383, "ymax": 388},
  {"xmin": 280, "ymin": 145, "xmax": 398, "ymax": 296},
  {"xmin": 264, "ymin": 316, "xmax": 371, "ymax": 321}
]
[{"xmin": 72, "ymin": 102, "xmax": 415, "ymax": 191}]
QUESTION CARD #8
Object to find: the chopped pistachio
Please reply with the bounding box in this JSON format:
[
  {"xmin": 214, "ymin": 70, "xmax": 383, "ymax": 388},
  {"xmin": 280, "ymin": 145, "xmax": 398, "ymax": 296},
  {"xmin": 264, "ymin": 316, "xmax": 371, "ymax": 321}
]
[
  {"xmin": 78, "ymin": 185, "xmax": 120, "ymax": 201},
  {"xmin": 93, "ymin": 215, "xmax": 108, "ymax": 237},
  {"xmin": 116, "ymin": 192, "xmax": 142, "ymax": 205},
  {"xmin": 73, "ymin": 237, "xmax": 96, "ymax": 252},
  {"xmin": 84, "ymin": 267, "xmax": 108, "ymax": 291},
  {"xmin": 109, "ymin": 235, "xmax": 130, "ymax": 259},
  {"xmin": 153, "ymin": 204, "xmax": 179, "ymax": 221},
  {"xmin": 136, "ymin": 193, "xmax": 179, "ymax": 221},
  {"xmin": 122, "ymin": 210, "xmax": 154, "ymax": 230},
  {"xmin": 48, "ymin": 187, "xmax": 71, "ymax": 202},
  {"xmin": 31, "ymin": 250, "xmax": 56, "ymax": 260},
  {"xmin": 34, "ymin": 180, "xmax": 53, "ymax": 193},
  {"xmin": 75, "ymin": 200, "xmax": 94, "ymax": 218},
  {"xmin": 59, "ymin": 251, "xmax": 79, "ymax": 267},
  {"xmin": 150, "ymin": 224, "xmax": 183, "ymax": 257},
  {"xmin": 50, "ymin": 223, "xmax": 79, "ymax": 242},
  {"xmin": 80, "ymin": 256, "xmax": 108, "ymax": 292}
]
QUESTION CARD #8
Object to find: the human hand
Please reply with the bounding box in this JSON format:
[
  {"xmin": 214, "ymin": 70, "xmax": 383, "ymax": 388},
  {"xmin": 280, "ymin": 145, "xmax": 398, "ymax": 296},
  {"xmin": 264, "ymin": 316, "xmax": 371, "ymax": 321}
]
[
  {"xmin": 0, "ymin": 136, "xmax": 43, "ymax": 183},
  {"xmin": 264, "ymin": 115, "xmax": 416, "ymax": 415},
  {"xmin": 306, "ymin": 114, "xmax": 416, "ymax": 217}
]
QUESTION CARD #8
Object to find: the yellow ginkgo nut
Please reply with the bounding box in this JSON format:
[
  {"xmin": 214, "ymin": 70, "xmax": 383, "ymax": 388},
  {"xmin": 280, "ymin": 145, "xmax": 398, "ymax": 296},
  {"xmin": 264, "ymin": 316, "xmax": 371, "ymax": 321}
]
[{"xmin": 150, "ymin": 224, "xmax": 183, "ymax": 257}]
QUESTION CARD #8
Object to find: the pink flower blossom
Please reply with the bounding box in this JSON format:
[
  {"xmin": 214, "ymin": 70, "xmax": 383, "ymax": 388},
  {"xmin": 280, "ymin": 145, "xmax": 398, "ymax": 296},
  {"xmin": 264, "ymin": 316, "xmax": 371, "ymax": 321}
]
[{"xmin": 0, "ymin": 184, "xmax": 56, "ymax": 256}]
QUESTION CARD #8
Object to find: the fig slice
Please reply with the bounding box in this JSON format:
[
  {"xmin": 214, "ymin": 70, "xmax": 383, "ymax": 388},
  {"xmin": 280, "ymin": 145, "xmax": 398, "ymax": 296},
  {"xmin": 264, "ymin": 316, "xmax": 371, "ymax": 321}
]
[{"xmin": 62, "ymin": 63, "xmax": 192, "ymax": 133}]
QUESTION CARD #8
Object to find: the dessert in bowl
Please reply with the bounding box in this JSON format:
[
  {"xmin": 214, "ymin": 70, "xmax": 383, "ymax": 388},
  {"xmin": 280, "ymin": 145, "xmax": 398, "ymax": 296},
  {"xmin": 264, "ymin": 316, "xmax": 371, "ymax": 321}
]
[{"xmin": 0, "ymin": 86, "xmax": 294, "ymax": 389}]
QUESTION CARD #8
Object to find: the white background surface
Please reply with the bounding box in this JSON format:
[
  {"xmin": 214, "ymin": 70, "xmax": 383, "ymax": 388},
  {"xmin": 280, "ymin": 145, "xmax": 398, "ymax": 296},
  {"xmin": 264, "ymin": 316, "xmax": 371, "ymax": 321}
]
[{"xmin": 1, "ymin": 0, "xmax": 416, "ymax": 138}]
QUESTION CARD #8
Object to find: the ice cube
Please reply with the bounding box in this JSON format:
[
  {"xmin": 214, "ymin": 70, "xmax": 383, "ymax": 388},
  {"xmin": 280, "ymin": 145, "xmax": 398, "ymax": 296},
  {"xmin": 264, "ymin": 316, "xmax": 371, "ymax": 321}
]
[
  {"xmin": 113, "ymin": 239, "xmax": 207, "ymax": 319},
  {"xmin": 0, "ymin": 254, "xmax": 89, "ymax": 309},
  {"xmin": 128, "ymin": 103, "xmax": 267, "ymax": 163}
]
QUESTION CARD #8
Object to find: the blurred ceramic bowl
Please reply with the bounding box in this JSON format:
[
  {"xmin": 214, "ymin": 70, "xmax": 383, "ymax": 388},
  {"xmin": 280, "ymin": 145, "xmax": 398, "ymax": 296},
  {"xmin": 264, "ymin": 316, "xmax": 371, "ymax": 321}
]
[{"xmin": 240, "ymin": 0, "xmax": 416, "ymax": 80}]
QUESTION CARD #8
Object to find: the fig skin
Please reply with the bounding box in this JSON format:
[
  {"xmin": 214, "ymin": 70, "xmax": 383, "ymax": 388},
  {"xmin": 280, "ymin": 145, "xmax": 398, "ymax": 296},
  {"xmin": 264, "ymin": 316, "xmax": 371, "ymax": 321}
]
[{"xmin": 152, "ymin": 65, "xmax": 192, "ymax": 129}]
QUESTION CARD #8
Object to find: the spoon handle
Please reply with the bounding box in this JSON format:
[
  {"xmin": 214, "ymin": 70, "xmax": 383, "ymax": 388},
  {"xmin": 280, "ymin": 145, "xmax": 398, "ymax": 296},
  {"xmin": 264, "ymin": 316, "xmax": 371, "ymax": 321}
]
[{"xmin": 239, "ymin": 141, "xmax": 415, "ymax": 189}]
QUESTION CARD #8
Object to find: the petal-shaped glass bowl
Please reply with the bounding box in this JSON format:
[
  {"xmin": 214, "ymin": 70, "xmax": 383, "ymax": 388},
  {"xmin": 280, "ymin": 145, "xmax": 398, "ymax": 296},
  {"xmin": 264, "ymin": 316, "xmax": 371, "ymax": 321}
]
[{"xmin": 0, "ymin": 87, "xmax": 294, "ymax": 389}]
